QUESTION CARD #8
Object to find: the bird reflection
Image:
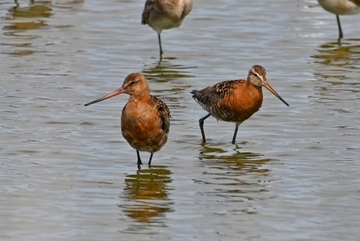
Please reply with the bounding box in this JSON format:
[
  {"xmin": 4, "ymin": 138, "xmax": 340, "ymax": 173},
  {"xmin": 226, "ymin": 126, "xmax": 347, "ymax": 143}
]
[
  {"xmin": 312, "ymin": 39, "xmax": 360, "ymax": 74},
  {"xmin": 142, "ymin": 57, "xmax": 195, "ymax": 83},
  {"xmin": 311, "ymin": 39, "xmax": 360, "ymax": 103},
  {"xmin": 4, "ymin": 1, "xmax": 52, "ymax": 56},
  {"xmin": 14, "ymin": 0, "xmax": 35, "ymax": 7},
  {"xmin": 195, "ymin": 145, "xmax": 273, "ymax": 205},
  {"xmin": 199, "ymin": 145, "xmax": 271, "ymax": 173},
  {"xmin": 9, "ymin": 1, "xmax": 52, "ymax": 20},
  {"xmin": 142, "ymin": 58, "xmax": 196, "ymax": 107},
  {"xmin": 119, "ymin": 166, "xmax": 173, "ymax": 225}
]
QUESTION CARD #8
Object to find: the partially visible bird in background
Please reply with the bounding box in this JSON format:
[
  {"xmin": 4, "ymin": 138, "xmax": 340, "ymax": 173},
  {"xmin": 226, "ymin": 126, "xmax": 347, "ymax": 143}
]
[
  {"xmin": 141, "ymin": 0, "xmax": 193, "ymax": 57},
  {"xmin": 317, "ymin": 0, "xmax": 360, "ymax": 39}
]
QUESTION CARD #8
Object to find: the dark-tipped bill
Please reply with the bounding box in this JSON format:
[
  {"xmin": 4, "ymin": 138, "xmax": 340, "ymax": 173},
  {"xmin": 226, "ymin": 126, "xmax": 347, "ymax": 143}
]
[
  {"xmin": 84, "ymin": 88, "xmax": 125, "ymax": 106},
  {"xmin": 262, "ymin": 82, "xmax": 289, "ymax": 106}
]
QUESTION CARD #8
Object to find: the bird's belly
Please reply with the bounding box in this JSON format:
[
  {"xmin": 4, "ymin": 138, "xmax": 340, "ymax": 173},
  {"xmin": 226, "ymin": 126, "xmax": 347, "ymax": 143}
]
[
  {"xmin": 149, "ymin": 17, "xmax": 182, "ymax": 32},
  {"xmin": 318, "ymin": 0, "xmax": 360, "ymax": 15},
  {"xmin": 209, "ymin": 104, "xmax": 260, "ymax": 123},
  {"xmin": 122, "ymin": 129, "xmax": 167, "ymax": 153},
  {"xmin": 208, "ymin": 95, "xmax": 262, "ymax": 123},
  {"xmin": 121, "ymin": 114, "xmax": 167, "ymax": 153}
]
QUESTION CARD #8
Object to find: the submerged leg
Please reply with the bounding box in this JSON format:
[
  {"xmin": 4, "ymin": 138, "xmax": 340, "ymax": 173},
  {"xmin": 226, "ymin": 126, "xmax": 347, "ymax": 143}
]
[
  {"xmin": 231, "ymin": 123, "xmax": 240, "ymax": 144},
  {"xmin": 148, "ymin": 153, "xmax": 154, "ymax": 166},
  {"xmin": 157, "ymin": 33, "xmax": 163, "ymax": 56},
  {"xmin": 136, "ymin": 150, "xmax": 143, "ymax": 168},
  {"xmin": 336, "ymin": 15, "xmax": 343, "ymax": 39},
  {"xmin": 199, "ymin": 113, "xmax": 211, "ymax": 143}
]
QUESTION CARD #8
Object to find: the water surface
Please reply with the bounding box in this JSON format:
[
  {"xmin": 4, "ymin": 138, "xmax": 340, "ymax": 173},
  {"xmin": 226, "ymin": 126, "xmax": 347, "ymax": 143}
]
[{"xmin": 1, "ymin": 0, "xmax": 360, "ymax": 240}]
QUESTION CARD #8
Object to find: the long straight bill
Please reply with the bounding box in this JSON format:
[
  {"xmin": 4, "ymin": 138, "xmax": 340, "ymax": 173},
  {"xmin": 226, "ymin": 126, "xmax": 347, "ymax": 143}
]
[
  {"xmin": 84, "ymin": 88, "xmax": 125, "ymax": 106},
  {"xmin": 262, "ymin": 82, "xmax": 289, "ymax": 106}
]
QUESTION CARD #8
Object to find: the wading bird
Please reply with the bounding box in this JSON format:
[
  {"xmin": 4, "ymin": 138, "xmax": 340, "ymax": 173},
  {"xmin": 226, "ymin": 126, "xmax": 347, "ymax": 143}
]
[
  {"xmin": 141, "ymin": 0, "xmax": 193, "ymax": 57},
  {"xmin": 85, "ymin": 73, "xmax": 170, "ymax": 168},
  {"xmin": 317, "ymin": 0, "xmax": 360, "ymax": 39},
  {"xmin": 191, "ymin": 65, "xmax": 289, "ymax": 144}
]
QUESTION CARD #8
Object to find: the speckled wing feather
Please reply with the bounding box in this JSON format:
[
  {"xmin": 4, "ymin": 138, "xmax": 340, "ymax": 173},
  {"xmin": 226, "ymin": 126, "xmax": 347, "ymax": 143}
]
[
  {"xmin": 142, "ymin": 0, "xmax": 155, "ymax": 24},
  {"xmin": 191, "ymin": 80, "xmax": 240, "ymax": 112},
  {"xmin": 152, "ymin": 95, "xmax": 170, "ymax": 134}
]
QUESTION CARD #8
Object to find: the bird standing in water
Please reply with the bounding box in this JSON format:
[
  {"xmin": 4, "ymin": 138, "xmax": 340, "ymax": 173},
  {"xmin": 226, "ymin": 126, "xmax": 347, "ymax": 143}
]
[
  {"xmin": 191, "ymin": 65, "xmax": 289, "ymax": 144},
  {"xmin": 141, "ymin": 0, "xmax": 193, "ymax": 57},
  {"xmin": 85, "ymin": 73, "xmax": 170, "ymax": 168},
  {"xmin": 317, "ymin": 0, "xmax": 360, "ymax": 39}
]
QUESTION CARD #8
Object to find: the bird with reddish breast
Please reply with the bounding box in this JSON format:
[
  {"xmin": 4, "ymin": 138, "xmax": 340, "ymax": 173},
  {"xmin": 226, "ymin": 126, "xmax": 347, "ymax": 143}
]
[
  {"xmin": 85, "ymin": 73, "xmax": 170, "ymax": 169},
  {"xmin": 191, "ymin": 65, "xmax": 289, "ymax": 144}
]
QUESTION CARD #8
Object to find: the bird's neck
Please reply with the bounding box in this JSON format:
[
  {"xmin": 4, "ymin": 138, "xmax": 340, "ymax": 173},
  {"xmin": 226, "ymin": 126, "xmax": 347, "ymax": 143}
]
[
  {"xmin": 246, "ymin": 79, "xmax": 262, "ymax": 89},
  {"xmin": 129, "ymin": 92, "xmax": 152, "ymax": 101},
  {"xmin": 245, "ymin": 80, "xmax": 263, "ymax": 101}
]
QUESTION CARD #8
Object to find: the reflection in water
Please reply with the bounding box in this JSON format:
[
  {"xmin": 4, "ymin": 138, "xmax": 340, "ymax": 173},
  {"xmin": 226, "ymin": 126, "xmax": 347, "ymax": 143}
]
[
  {"xmin": 14, "ymin": 0, "xmax": 35, "ymax": 7},
  {"xmin": 195, "ymin": 145, "xmax": 273, "ymax": 209},
  {"xmin": 119, "ymin": 166, "xmax": 173, "ymax": 229},
  {"xmin": 142, "ymin": 57, "xmax": 195, "ymax": 83},
  {"xmin": 5, "ymin": 3, "xmax": 51, "ymax": 31},
  {"xmin": 312, "ymin": 39, "xmax": 360, "ymax": 79},
  {"xmin": 4, "ymin": 20, "xmax": 46, "ymax": 31},
  {"xmin": 200, "ymin": 145, "xmax": 271, "ymax": 173},
  {"xmin": 310, "ymin": 40, "xmax": 360, "ymax": 149},
  {"xmin": 141, "ymin": 57, "xmax": 196, "ymax": 115},
  {"xmin": 3, "ymin": 1, "xmax": 52, "ymax": 56},
  {"xmin": 8, "ymin": 4, "xmax": 52, "ymax": 19},
  {"xmin": 311, "ymin": 39, "xmax": 360, "ymax": 104}
]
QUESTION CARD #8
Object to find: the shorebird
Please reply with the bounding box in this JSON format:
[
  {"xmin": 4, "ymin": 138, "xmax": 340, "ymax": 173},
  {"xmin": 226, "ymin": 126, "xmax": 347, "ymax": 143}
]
[
  {"xmin": 191, "ymin": 65, "xmax": 289, "ymax": 144},
  {"xmin": 141, "ymin": 0, "xmax": 193, "ymax": 57},
  {"xmin": 317, "ymin": 0, "xmax": 360, "ymax": 38},
  {"xmin": 85, "ymin": 73, "xmax": 170, "ymax": 168}
]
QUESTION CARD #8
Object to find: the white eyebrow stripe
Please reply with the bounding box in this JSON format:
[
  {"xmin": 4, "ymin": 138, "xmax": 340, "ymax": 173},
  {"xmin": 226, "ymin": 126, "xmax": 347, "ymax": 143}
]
[{"xmin": 253, "ymin": 70, "xmax": 264, "ymax": 82}]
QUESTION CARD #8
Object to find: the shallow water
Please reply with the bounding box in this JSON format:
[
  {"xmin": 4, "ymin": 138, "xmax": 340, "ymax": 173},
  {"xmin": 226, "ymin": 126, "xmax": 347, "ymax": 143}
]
[{"xmin": 1, "ymin": 0, "xmax": 360, "ymax": 240}]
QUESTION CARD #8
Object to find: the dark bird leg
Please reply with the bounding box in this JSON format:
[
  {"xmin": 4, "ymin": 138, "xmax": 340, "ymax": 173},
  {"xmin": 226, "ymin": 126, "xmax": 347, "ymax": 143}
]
[
  {"xmin": 148, "ymin": 153, "xmax": 154, "ymax": 166},
  {"xmin": 199, "ymin": 113, "xmax": 211, "ymax": 143},
  {"xmin": 336, "ymin": 15, "xmax": 343, "ymax": 39},
  {"xmin": 231, "ymin": 123, "xmax": 240, "ymax": 144},
  {"xmin": 136, "ymin": 150, "xmax": 143, "ymax": 168},
  {"xmin": 157, "ymin": 33, "xmax": 163, "ymax": 56}
]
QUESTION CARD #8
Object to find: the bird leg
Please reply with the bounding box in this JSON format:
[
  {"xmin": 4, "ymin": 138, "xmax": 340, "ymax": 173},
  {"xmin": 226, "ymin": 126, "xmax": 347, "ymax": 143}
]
[
  {"xmin": 148, "ymin": 153, "xmax": 154, "ymax": 166},
  {"xmin": 231, "ymin": 123, "xmax": 240, "ymax": 144},
  {"xmin": 157, "ymin": 33, "xmax": 163, "ymax": 56},
  {"xmin": 336, "ymin": 15, "xmax": 343, "ymax": 39},
  {"xmin": 199, "ymin": 113, "xmax": 211, "ymax": 143},
  {"xmin": 136, "ymin": 150, "xmax": 143, "ymax": 168}
]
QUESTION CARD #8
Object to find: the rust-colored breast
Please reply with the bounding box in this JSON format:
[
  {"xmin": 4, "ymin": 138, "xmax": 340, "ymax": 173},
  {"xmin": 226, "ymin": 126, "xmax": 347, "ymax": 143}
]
[{"xmin": 121, "ymin": 95, "xmax": 170, "ymax": 153}]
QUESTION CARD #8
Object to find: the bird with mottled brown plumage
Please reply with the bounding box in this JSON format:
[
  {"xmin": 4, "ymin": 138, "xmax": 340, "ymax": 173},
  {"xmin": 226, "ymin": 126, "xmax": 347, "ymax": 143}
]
[
  {"xmin": 85, "ymin": 73, "xmax": 170, "ymax": 168},
  {"xmin": 191, "ymin": 65, "xmax": 289, "ymax": 144},
  {"xmin": 141, "ymin": 0, "xmax": 193, "ymax": 57}
]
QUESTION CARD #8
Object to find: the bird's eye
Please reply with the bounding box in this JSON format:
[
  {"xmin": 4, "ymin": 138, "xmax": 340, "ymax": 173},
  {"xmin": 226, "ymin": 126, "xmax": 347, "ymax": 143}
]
[
  {"xmin": 130, "ymin": 81, "xmax": 135, "ymax": 86},
  {"xmin": 253, "ymin": 72, "xmax": 259, "ymax": 77}
]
